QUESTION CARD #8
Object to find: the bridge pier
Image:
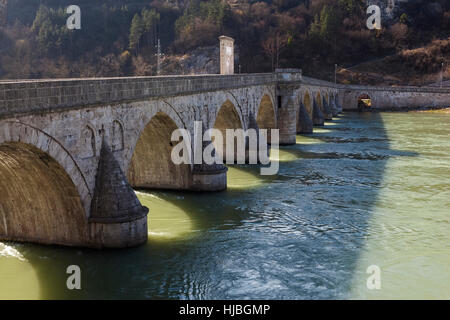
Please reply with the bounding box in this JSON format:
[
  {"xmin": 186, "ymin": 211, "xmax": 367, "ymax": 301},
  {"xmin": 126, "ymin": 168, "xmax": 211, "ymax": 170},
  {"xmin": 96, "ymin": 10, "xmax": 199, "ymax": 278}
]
[
  {"xmin": 313, "ymin": 99, "xmax": 325, "ymax": 126},
  {"xmin": 191, "ymin": 123, "xmax": 228, "ymax": 191},
  {"xmin": 277, "ymin": 84, "xmax": 299, "ymax": 145},
  {"xmin": 297, "ymin": 101, "xmax": 313, "ymax": 134},
  {"xmin": 322, "ymin": 97, "xmax": 333, "ymax": 120},
  {"xmin": 89, "ymin": 138, "xmax": 149, "ymax": 248},
  {"xmin": 330, "ymin": 96, "xmax": 339, "ymax": 116}
]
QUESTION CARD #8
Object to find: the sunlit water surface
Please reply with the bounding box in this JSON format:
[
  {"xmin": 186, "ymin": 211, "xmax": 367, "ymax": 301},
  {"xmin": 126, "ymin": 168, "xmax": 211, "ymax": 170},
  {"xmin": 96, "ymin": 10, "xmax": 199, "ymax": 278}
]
[{"xmin": 0, "ymin": 112, "xmax": 449, "ymax": 299}]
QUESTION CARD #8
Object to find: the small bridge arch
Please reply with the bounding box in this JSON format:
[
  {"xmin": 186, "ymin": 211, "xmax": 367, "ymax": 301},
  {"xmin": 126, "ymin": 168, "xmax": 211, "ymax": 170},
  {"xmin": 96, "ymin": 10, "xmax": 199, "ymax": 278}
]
[{"xmin": 356, "ymin": 92, "xmax": 373, "ymax": 111}]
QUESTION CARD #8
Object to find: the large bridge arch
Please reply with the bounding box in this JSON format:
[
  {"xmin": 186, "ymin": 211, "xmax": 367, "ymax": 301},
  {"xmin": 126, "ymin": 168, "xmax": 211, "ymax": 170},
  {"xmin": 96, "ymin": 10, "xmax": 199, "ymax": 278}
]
[
  {"xmin": 0, "ymin": 122, "xmax": 91, "ymax": 246},
  {"xmin": 0, "ymin": 121, "xmax": 92, "ymax": 214},
  {"xmin": 127, "ymin": 109, "xmax": 192, "ymax": 190},
  {"xmin": 213, "ymin": 99, "xmax": 244, "ymax": 160},
  {"xmin": 256, "ymin": 94, "xmax": 277, "ymax": 143}
]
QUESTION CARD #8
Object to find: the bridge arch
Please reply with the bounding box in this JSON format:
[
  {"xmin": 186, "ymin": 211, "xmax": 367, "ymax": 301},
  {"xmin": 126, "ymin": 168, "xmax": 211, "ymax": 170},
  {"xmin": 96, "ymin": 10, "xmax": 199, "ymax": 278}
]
[
  {"xmin": 213, "ymin": 99, "xmax": 244, "ymax": 160},
  {"xmin": 315, "ymin": 92, "xmax": 323, "ymax": 111},
  {"xmin": 357, "ymin": 93, "xmax": 372, "ymax": 111},
  {"xmin": 0, "ymin": 122, "xmax": 91, "ymax": 246},
  {"xmin": 0, "ymin": 121, "xmax": 91, "ymax": 214},
  {"xmin": 256, "ymin": 94, "xmax": 277, "ymax": 143},
  {"xmin": 127, "ymin": 110, "xmax": 192, "ymax": 190}
]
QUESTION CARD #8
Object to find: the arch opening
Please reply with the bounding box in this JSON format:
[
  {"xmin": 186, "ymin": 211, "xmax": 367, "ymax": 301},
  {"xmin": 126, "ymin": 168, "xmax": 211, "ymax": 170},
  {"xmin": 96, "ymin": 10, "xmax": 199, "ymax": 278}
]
[
  {"xmin": 303, "ymin": 92, "xmax": 313, "ymax": 119},
  {"xmin": 0, "ymin": 142, "xmax": 88, "ymax": 246},
  {"xmin": 128, "ymin": 112, "xmax": 192, "ymax": 190},
  {"xmin": 256, "ymin": 94, "xmax": 276, "ymax": 144},
  {"xmin": 316, "ymin": 92, "xmax": 323, "ymax": 112},
  {"xmin": 213, "ymin": 100, "xmax": 243, "ymax": 161},
  {"xmin": 357, "ymin": 94, "xmax": 372, "ymax": 111}
]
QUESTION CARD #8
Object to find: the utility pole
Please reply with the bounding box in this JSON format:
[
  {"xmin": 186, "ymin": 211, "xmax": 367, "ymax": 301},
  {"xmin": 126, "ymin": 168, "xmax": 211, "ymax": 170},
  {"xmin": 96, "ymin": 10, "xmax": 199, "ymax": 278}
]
[
  {"xmin": 156, "ymin": 38, "xmax": 162, "ymax": 76},
  {"xmin": 441, "ymin": 62, "xmax": 444, "ymax": 88}
]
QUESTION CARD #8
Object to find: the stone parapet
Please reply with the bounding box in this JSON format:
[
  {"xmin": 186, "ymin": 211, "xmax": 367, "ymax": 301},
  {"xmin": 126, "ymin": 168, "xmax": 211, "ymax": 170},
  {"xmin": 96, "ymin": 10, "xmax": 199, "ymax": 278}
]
[{"xmin": 0, "ymin": 73, "xmax": 277, "ymax": 118}]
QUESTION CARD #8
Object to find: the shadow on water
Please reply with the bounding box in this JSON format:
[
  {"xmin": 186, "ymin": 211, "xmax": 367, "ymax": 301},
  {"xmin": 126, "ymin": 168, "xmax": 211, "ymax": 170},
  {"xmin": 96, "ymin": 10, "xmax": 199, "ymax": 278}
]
[
  {"xmin": 2, "ymin": 112, "xmax": 421, "ymax": 299},
  {"xmin": 4, "ymin": 190, "xmax": 254, "ymax": 299}
]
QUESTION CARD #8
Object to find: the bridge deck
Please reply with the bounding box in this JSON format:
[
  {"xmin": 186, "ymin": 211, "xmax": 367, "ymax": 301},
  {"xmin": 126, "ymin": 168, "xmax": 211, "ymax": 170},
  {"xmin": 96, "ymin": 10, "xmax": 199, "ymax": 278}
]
[
  {"xmin": 0, "ymin": 74, "xmax": 280, "ymax": 119},
  {"xmin": 1, "ymin": 73, "xmax": 449, "ymax": 119}
]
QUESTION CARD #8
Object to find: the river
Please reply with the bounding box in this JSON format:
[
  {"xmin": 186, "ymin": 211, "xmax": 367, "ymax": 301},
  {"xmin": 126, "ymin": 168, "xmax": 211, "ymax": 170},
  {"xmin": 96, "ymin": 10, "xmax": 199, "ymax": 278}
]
[{"xmin": 0, "ymin": 111, "xmax": 449, "ymax": 299}]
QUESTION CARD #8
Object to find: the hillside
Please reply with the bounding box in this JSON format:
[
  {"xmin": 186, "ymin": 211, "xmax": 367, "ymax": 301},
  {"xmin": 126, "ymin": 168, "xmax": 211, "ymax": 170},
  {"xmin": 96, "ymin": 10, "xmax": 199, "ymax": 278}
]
[
  {"xmin": 338, "ymin": 37, "xmax": 450, "ymax": 86},
  {"xmin": 0, "ymin": 0, "xmax": 448, "ymax": 84}
]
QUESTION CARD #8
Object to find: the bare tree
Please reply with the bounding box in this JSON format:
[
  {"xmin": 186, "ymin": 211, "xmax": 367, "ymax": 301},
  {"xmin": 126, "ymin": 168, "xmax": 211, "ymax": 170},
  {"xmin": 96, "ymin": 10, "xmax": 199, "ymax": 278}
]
[
  {"xmin": 262, "ymin": 36, "xmax": 276, "ymax": 71},
  {"xmin": 263, "ymin": 32, "xmax": 289, "ymax": 71},
  {"xmin": 275, "ymin": 32, "xmax": 289, "ymax": 69}
]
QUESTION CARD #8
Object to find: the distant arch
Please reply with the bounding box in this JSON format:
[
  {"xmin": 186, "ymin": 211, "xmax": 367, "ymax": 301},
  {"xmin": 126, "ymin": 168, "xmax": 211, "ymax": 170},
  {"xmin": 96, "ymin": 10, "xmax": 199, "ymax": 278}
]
[
  {"xmin": 316, "ymin": 92, "xmax": 323, "ymax": 112},
  {"xmin": 357, "ymin": 93, "xmax": 372, "ymax": 111},
  {"xmin": 303, "ymin": 91, "xmax": 313, "ymax": 119},
  {"xmin": 127, "ymin": 111, "xmax": 192, "ymax": 190}
]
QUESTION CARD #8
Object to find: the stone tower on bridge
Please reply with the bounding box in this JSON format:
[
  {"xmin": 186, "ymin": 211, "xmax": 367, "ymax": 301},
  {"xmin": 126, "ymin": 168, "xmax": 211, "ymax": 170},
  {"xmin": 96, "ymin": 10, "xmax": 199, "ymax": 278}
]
[{"xmin": 219, "ymin": 36, "xmax": 234, "ymax": 75}]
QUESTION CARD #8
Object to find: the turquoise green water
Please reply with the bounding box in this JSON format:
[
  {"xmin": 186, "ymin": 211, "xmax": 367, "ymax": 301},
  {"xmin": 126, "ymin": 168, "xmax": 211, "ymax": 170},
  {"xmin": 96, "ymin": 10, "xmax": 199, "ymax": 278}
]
[{"xmin": 0, "ymin": 111, "xmax": 449, "ymax": 299}]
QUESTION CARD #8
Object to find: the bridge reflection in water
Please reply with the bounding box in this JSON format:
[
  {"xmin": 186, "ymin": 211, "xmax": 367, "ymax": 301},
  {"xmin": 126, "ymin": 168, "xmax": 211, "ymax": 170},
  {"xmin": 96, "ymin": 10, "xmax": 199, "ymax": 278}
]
[{"xmin": 2, "ymin": 111, "xmax": 449, "ymax": 299}]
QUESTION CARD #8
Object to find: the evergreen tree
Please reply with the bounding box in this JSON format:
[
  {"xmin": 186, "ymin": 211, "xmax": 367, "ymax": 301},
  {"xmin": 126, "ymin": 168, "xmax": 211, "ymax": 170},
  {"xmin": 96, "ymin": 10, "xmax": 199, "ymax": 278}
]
[{"xmin": 129, "ymin": 13, "xmax": 144, "ymax": 54}]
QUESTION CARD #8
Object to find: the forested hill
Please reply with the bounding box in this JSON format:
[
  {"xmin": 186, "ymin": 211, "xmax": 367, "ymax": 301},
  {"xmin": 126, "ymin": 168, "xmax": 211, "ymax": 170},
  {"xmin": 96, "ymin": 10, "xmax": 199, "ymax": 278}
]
[{"xmin": 0, "ymin": 0, "xmax": 449, "ymax": 85}]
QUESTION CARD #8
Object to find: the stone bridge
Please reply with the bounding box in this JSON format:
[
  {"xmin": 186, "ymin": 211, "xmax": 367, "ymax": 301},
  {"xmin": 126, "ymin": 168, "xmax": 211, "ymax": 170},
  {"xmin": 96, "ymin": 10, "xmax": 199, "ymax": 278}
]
[
  {"xmin": 0, "ymin": 70, "xmax": 448, "ymax": 248},
  {"xmin": 338, "ymin": 83, "xmax": 450, "ymax": 110}
]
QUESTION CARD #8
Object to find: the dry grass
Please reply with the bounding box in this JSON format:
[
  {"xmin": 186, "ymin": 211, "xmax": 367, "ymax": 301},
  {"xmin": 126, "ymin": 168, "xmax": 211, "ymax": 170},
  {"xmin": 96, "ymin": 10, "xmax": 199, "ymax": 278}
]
[{"xmin": 338, "ymin": 37, "xmax": 450, "ymax": 86}]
